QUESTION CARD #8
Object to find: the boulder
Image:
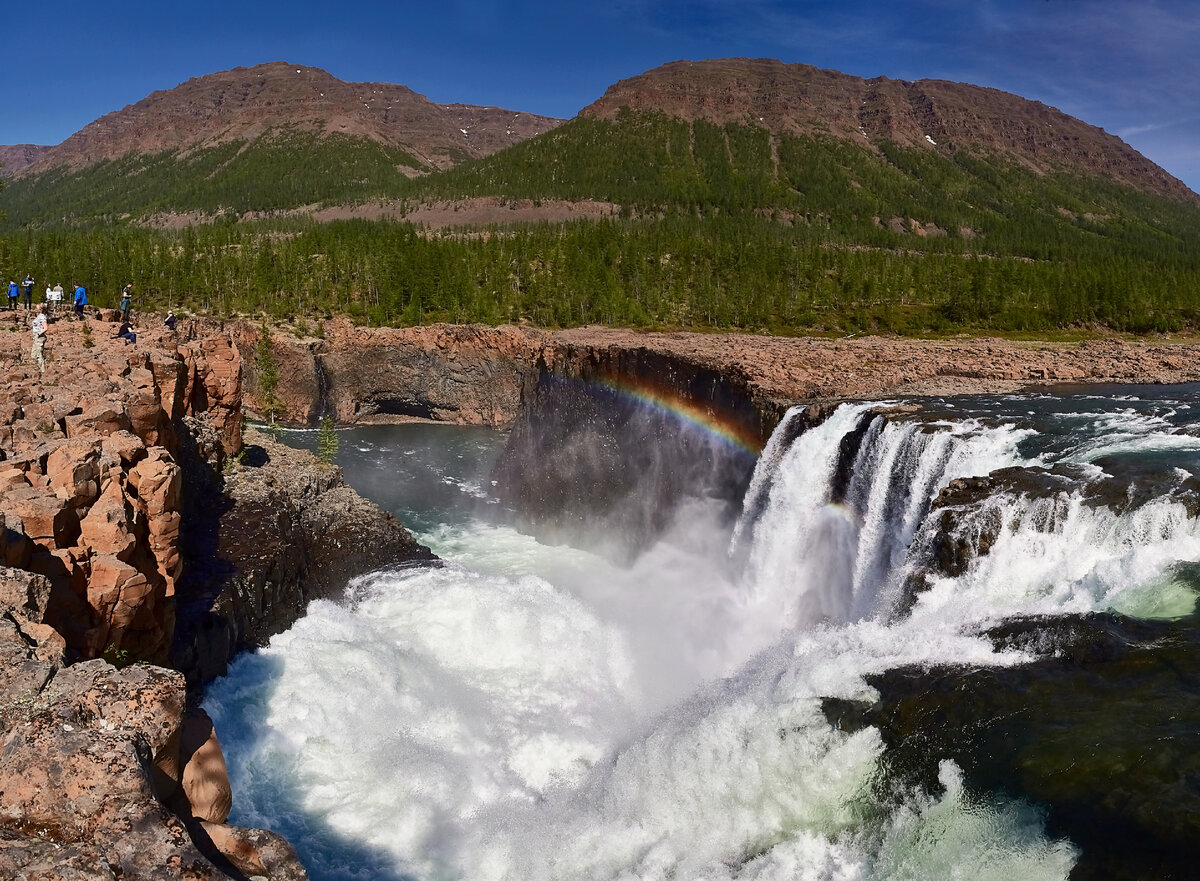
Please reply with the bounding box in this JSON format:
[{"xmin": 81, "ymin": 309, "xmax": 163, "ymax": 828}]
[
  {"xmin": 78, "ymin": 478, "xmax": 137, "ymax": 561},
  {"xmin": 130, "ymin": 450, "xmax": 183, "ymax": 596},
  {"xmin": 5, "ymin": 484, "xmax": 81, "ymax": 549},
  {"xmin": 64, "ymin": 403, "xmax": 133, "ymax": 439},
  {"xmin": 153, "ymin": 708, "xmax": 232, "ymax": 825},
  {"xmin": 46, "ymin": 437, "xmax": 103, "ymax": 509}
]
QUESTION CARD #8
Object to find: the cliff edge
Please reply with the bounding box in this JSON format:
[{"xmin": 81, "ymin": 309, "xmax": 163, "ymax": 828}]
[{"xmin": 0, "ymin": 307, "xmax": 431, "ymax": 879}]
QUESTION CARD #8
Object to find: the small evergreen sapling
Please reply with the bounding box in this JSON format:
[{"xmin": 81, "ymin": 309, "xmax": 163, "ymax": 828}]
[{"xmin": 317, "ymin": 415, "xmax": 339, "ymax": 465}]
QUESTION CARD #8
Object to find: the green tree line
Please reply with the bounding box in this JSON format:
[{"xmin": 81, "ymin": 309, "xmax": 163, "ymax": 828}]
[
  {"xmin": 1, "ymin": 212, "xmax": 1197, "ymax": 334},
  {"xmin": 2, "ymin": 111, "xmax": 1199, "ymax": 335}
]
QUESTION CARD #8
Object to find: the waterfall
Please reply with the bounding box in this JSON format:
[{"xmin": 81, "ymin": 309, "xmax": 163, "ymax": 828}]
[
  {"xmin": 204, "ymin": 387, "xmax": 1200, "ymax": 881},
  {"xmin": 733, "ymin": 402, "xmax": 1030, "ymax": 626},
  {"xmin": 312, "ymin": 349, "xmax": 331, "ymax": 421}
]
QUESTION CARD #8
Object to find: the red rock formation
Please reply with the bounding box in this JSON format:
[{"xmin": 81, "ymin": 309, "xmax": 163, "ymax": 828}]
[
  {"xmin": 0, "ymin": 564, "xmax": 308, "ymax": 879},
  {"xmin": 0, "ymin": 310, "xmax": 438, "ymax": 878},
  {"xmin": 0, "ymin": 313, "xmax": 237, "ymax": 664}
]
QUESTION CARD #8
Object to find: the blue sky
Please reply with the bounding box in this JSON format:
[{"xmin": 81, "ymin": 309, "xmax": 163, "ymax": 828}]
[{"xmin": 3, "ymin": 0, "xmax": 1199, "ymax": 192}]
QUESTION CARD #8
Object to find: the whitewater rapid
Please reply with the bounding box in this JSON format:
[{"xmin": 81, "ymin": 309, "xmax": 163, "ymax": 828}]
[{"xmin": 205, "ymin": 389, "xmax": 1200, "ymax": 880}]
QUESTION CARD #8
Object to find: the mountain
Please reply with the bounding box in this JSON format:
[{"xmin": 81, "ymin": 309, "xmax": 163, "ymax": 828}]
[
  {"xmin": 0, "ymin": 144, "xmax": 52, "ymax": 178},
  {"xmin": 0, "ymin": 62, "xmax": 562, "ymax": 226},
  {"xmin": 3, "ymin": 57, "xmax": 1196, "ymax": 227},
  {"xmin": 16, "ymin": 62, "xmax": 562, "ymax": 175},
  {"xmin": 580, "ymin": 58, "xmax": 1194, "ymax": 204}
]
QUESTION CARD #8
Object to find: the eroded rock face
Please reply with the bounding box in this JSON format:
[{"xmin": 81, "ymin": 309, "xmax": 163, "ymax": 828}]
[
  {"xmin": 0, "ymin": 565, "xmax": 308, "ymax": 880},
  {"xmin": 0, "ymin": 314, "xmax": 324, "ymax": 878},
  {"xmin": 235, "ymin": 322, "xmax": 1200, "ymax": 441},
  {"xmin": 234, "ymin": 318, "xmax": 542, "ymax": 427},
  {"xmin": 0, "ymin": 314, "xmax": 239, "ymax": 665}
]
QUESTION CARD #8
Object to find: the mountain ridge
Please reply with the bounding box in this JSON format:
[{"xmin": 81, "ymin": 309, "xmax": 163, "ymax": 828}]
[
  {"xmin": 6, "ymin": 61, "xmax": 564, "ymax": 178},
  {"xmin": 581, "ymin": 58, "xmax": 1196, "ymax": 204}
]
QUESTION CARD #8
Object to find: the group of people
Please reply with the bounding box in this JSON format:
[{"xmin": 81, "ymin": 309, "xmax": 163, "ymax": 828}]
[
  {"xmin": 10, "ymin": 275, "xmax": 179, "ymax": 374},
  {"xmin": 7, "ymin": 274, "xmax": 37, "ymax": 311},
  {"xmin": 8, "ymin": 274, "xmax": 97, "ymax": 320}
]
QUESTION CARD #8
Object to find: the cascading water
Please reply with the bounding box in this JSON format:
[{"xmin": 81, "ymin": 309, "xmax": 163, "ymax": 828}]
[{"xmin": 205, "ymin": 386, "xmax": 1200, "ymax": 880}]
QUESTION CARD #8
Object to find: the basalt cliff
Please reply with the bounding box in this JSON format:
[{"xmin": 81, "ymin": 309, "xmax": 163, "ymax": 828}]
[
  {"xmin": 240, "ymin": 319, "xmax": 1200, "ymax": 556},
  {"xmin": 0, "ymin": 308, "xmax": 430, "ymax": 879}
]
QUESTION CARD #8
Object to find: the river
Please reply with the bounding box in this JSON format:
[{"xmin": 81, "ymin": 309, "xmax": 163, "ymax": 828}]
[{"xmin": 203, "ymin": 385, "xmax": 1200, "ymax": 880}]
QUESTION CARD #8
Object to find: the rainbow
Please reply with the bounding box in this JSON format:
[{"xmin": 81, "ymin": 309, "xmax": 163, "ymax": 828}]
[{"xmin": 592, "ymin": 375, "xmax": 764, "ymax": 459}]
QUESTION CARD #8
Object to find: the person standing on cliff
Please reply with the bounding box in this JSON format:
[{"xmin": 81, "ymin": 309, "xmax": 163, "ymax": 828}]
[
  {"xmin": 73, "ymin": 283, "xmax": 87, "ymax": 320},
  {"xmin": 7, "ymin": 279, "xmax": 17, "ymax": 311},
  {"xmin": 120, "ymin": 283, "xmax": 133, "ymax": 322},
  {"xmin": 22, "ymin": 273, "xmax": 34, "ymax": 311},
  {"xmin": 30, "ymin": 305, "xmax": 47, "ymax": 373}
]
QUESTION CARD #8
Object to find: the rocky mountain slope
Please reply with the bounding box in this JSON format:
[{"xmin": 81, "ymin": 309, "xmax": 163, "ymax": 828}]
[
  {"xmin": 0, "ymin": 144, "xmax": 52, "ymax": 178},
  {"xmin": 12, "ymin": 61, "xmax": 563, "ymax": 177},
  {"xmin": 581, "ymin": 58, "xmax": 1196, "ymax": 204}
]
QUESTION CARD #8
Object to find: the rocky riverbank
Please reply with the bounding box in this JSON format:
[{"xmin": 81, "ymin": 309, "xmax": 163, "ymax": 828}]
[
  {"xmin": 0, "ymin": 309, "xmax": 431, "ymax": 879},
  {"xmin": 239, "ymin": 319, "xmax": 1200, "ymax": 557},
  {"xmin": 240, "ymin": 319, "xmax": 1200, "ymax": 437}
]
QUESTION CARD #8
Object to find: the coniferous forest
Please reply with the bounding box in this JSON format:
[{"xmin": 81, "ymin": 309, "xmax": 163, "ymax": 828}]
[{"xmin": 2, "ymin": 113, "xmax": 1199, "ymax": 335}]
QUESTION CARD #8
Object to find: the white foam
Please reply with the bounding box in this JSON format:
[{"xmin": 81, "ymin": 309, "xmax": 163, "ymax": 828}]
[{"xmin": 207, "ymin": 397, "xmax": 1200, "ymax": 880}]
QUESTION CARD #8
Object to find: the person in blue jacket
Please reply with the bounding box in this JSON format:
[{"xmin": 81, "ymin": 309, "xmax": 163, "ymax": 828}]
[
  {"xmin": 73, "ymin": 283, "xmax": 88, "ymax": 319},
  {"xmin": 7, "ymin": 280, "xmax": 17, "ymax": 311}
]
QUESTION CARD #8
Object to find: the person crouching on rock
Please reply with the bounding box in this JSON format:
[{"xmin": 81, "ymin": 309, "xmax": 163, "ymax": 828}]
[
  {"xmin": 114, "ymin": 319, "xmax": 136, "ymax": 345},
  {"xmin": 163, "ymin": 310, "xmax": 176, "ymax": 331},
  {"xmin": 31, "ymin": 305, "xmax": 47, "ymax": 372}
]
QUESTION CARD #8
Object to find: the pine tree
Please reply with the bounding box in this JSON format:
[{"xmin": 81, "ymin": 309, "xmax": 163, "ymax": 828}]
[
  {"xmin": 317, "ymin": 415, "xmax": 339, "ymax": 465},
  {"xmin": 255, "ymin": 319, "xmax": 282, "ymax": 424}
]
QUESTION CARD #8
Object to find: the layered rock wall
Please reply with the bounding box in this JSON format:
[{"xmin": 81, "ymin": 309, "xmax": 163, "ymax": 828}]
[{"xmin": 237, "ymin": 321, "xmax": 1200, "ymax": 439}]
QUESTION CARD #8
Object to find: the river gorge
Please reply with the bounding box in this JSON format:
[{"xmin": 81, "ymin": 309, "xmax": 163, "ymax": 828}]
[
  {"xmin": 217, "ymin": 383, "xmax": 1200, "ymax": 881},
  {"xmin": 3, "ymin": 312, "xmax": 1200, "ymax": 879}
]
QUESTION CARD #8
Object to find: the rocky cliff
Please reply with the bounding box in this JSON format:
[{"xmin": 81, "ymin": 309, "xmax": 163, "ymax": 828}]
[
  {"xmin": 0, "ymin": 308, "xmax": 431, "ymax": 878},
  {"xmin": 173, "ymin": 428, "xmax": 434, "ymax": 685},
  {"xmin": 237, "ymin": 319, "xmax": 1200, "ymax": 554},
  {"xmin": 240, "ymin": 320, "xmax": 1200, "ymax": 441}
]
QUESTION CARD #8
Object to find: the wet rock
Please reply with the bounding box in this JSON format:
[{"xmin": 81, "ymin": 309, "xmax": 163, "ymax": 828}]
[
  {"xmin": 839, "ymin": 612, "xmax": 1200, "ymax": 881},
  {"xmin": 491, "ymin": 349, "xmax": 765, "ymax": 559}
]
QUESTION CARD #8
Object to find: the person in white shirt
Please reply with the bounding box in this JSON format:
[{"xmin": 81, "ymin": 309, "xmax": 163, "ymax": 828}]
[{"xmin": 31, "ymin": 305, "xmax": 48, "ymax": 373}]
